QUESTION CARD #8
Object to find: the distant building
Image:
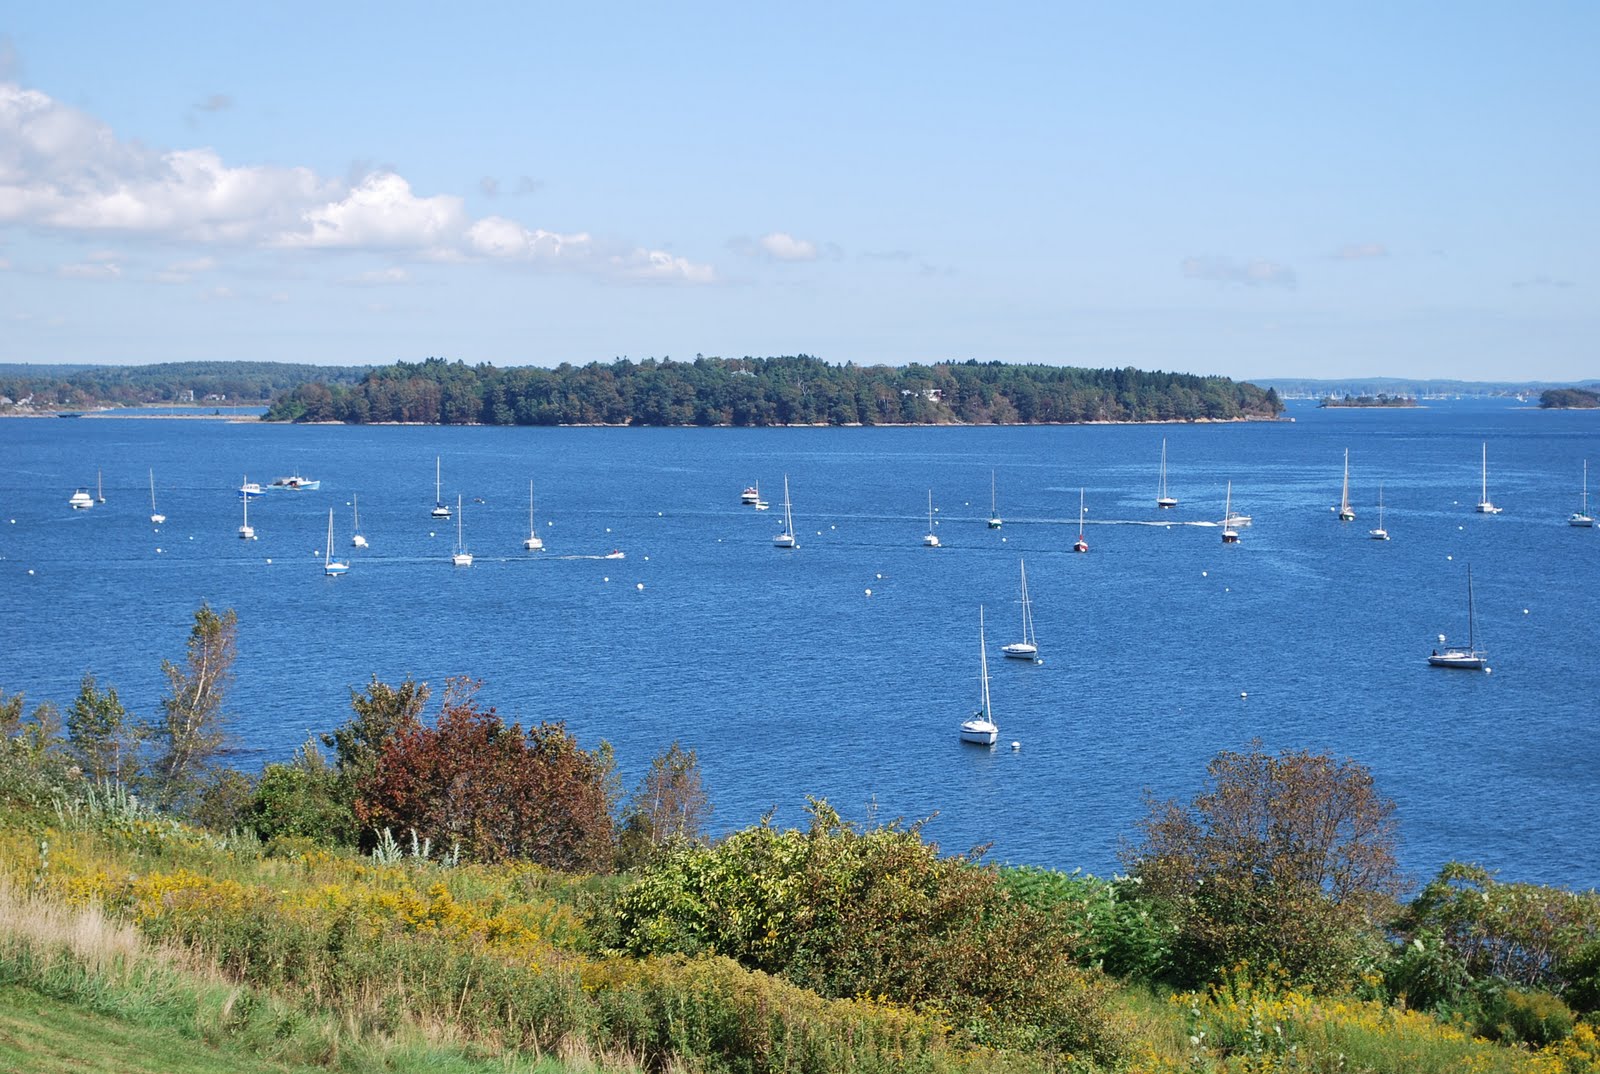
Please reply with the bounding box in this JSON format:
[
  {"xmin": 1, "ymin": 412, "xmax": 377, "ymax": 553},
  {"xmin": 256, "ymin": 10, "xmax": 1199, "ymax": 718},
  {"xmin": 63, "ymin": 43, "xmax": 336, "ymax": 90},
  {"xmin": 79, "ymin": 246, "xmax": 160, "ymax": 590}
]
[
  {"xmin": 178, "ymin": 389, "xmax": 195, "ymax": 402},
  {"xmin": 203, "ymin": 392, "xmax": 227, "ymax": 401}
]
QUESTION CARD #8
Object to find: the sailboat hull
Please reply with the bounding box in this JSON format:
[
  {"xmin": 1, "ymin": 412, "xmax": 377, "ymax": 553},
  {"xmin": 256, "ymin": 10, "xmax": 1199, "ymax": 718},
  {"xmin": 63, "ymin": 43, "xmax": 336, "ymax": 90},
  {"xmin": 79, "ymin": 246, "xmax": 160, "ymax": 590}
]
[
  {"xmin": 959, "ymin": 720, "xmax": 998, "ymax": 745},
  {"xmin": 1428, "ymin": 651, "xmax": 1486, "ymax": 670},
  {"xmin": 1569, "ymin": 515, "xmax": 1595, "ymax": 528},
  {"xmin": 1001, "ymin": 644, "xmax": 1037, "ymax": 660},
  {"xmin": 1157, "ymin": 498, "xmax": 1177, "ymax": 509}
]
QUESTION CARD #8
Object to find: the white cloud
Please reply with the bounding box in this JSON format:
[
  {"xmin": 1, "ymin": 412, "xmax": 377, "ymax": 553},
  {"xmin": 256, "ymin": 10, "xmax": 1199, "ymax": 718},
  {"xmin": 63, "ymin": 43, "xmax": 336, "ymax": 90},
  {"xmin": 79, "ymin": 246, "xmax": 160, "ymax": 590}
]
[
  {"xmin": 59, "ymin": 259, "xmax": 121, "ymax": 279},
  {"xmin": 1181, "ymin": 256, "xmax": 1297, "ymax": 289},
  {"xmin": 759, "ymin": 231, "xmax": 818, "ymax": 261},
  {"xmin": 0, "ymin": 78, "xmax": 715, "ymax": 283}
]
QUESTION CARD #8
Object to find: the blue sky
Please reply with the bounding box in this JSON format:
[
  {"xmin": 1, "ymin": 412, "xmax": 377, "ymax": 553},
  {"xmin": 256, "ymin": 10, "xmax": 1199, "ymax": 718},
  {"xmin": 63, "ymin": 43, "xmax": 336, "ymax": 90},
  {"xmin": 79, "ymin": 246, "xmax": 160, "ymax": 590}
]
[{"xmin": 1, "ymin": 4, "xmax": 1594, "ymax": 379}]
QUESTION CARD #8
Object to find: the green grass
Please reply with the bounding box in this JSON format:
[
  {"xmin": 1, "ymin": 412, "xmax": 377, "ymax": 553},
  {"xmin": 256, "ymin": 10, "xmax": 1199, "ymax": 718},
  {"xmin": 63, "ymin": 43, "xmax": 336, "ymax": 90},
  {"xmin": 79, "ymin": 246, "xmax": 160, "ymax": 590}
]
[{"xmin": 0, "ymin": 984, "xmax": 324, "ymax": 1074}]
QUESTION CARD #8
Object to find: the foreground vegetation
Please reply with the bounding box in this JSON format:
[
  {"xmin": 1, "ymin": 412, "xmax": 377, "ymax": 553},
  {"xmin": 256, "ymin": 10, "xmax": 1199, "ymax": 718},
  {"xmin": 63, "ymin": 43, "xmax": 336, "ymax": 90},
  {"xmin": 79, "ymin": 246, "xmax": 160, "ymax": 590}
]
[
  {"xmin": 4, "ymin": 605, "xmax": 1600, "ymax": 1072},
  {"xmin": 264, "ymin": 354, "xmax": 1284, "ymax": 426}
]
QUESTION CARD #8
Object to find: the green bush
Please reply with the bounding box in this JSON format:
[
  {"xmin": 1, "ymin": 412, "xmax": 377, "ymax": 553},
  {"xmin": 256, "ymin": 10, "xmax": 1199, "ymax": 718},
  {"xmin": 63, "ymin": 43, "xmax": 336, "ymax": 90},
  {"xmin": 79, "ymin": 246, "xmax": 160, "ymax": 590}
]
[
  {"xmin": 998, "ymin": 866, "xmax": 1178, "ymax": 983},
  {"xmin": 1560, "ymin": 939, "xmax": 1600, "ymax": 1013},
  {"xmin": 612, "ymin": 800, "xmax": 1128, "ymax": 1063},
  {"xmin": 1474, "ymin": 985, "xmax": 1575, "ymax": 1046},
  {"xmin": 1383, "ymin": 929, "xmax": 1472, "ymax": 1012}
]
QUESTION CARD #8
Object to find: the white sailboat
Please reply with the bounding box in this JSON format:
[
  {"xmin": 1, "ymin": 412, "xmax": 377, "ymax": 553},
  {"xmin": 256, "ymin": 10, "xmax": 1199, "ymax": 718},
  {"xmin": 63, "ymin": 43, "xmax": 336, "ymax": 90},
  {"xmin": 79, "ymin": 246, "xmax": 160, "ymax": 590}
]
[
  {"xmin": 1073, "ymin": 488, "xmax": 1088, "ymax": 553},
  {"xmin": 988, "ymin": 470, "xmax": 1003, "ymax": 528},
  {"xmin": 148, "ymin": 469, "xmax": 165, "ymax": 524},
  {"xmin": 69, "ymin": 486, "xmax": 95, "ymax": 509},
  {"xmin": 1429, "ymin": 565, "xmax": 1487, "ymax": 670},
  {"xmin": 1476, "ymin": 443, "xmax": 1502, "ymax": 514},
  {"xmin": 773, "ymin": 475, "xmax": 797, "ymax": 548},
  {"xmin": 923, "ymin": 490, "xmax": 941, "ymax": 547},
  {"xmin": 523, "ymin": 480, "xmax": 545, "ymax": 550},
  {"xmin": 351, "ymin": 495, "xmax": 368, "ymax": 548},
  {"xmin": 1221, "ymin": 482, "xmax": 1240, "ymax": 543},
  {"xmin": 1001, "ymin": 559, "xmax": 1039, "ymax": 660},
  {"xmin": 1369, "ymin": 484, "xmax": 1390, "ymax": 541},
  {"xmin": 1157, "ymin": 439, "xmax": 1178, "ymax": 509},
  {"xmin": 431, "ymin": 456, "xmax": 452, "ymax": 519},
  {"xmin": 323, "ymin": 509, "xmax": 349, "ymax": 575},
  {"xmin": 238, "ymin": 475, "xmax": 255, "ymax": 539},
  {"xmin": 960, "ymin": 606, "xmax": 1000, "ymax": 745},
  {"xmin": 1337, "ymin": 449, "xmax": 1355, "ymax": 521},
  {"xmin": 451, "ymin": 495, "xmax": 472, "ymax": 566},
  {"xmin": 1569, "ymin": 461, "xmax": 1594, "ymax": 527}
]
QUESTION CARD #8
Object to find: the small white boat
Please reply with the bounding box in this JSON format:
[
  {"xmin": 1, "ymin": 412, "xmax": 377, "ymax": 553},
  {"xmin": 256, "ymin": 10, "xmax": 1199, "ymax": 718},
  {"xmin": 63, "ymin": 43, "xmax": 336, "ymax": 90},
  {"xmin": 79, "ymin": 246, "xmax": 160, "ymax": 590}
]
[
  {"xmin": 432, "ymin": 456, "xmax": 452, "ymax": 519},
  {"xmin": 1569, "ymin": 461, "xmax": 1594, "ymax": 527},
  {"xmin": 1337, "ymin": 449, "xmax": 1355, "ymax": 521},
  {"xmin": 1369, "ymin": 484, "xmax": 1390, "ymax": 541},
  {"xmin": 523, "ymin": 480, "xmax": 544, "ymax": 550},
  {"xmin": 238, "ymin": 480, "xmax": 263, "ymax": 498},
  {"xmin": 69, "ymin": 487, "xmax": 95, "ymax": 510},
  {"xmin": 351, "ymin": 495, "xmax": 368, "ymax": 548},
  {"xmin": 773, "ymin": 475, "xmax": 798, "ymax": 548},
  {"xmin": 238, "ymin": 475, "xmax": 255, "ymax": 539},
  {"xmin": 923, "ymin": 490, "xmax": 941, "ymax": 547},
  {"xmin": 753, "ymin": 498, "xmax": 770, "ymax": 511},
  {"xmin": 324, "ymin": 509, "xmax": 349, "ymax": 576},
  {"xmin": 603, "ymin": 549, "xmax": 625, "ymax": 560},
  {"xmin": 960, "ymin": 606, "xmax": 1000, "ymax": 745},
  {"xmin": 1222, "ymin": 482, "xmax": 1240, "ymax": 544},
  {"xmin": 1073, "ymin": 488, "xmax": 1088, "ymax": 553},
  {"xmin": 988, "ymin": 470, "xmax": 1003, "ymax": 529},
  {"xmin": 1429, "ymin": 565, "xmax": 1487, "ymax": 670},
  {"xmin": 269, "ymin": 473, "xmax": 320, "ymax": 491},
  {"xmin": 1476, "ymin": 443, "xmax": 1502, "ymax": 514},
  {"xmin": 741, "ymin": 484, "xmax": 760, "ymax": 505},
  {"xmin": 96, "ymin": 469, "xmax": 105, "ymax": 504},
  {"xmin": 148, "ymin": 469, "xmax": 165, "ymax": 524},
  {"xmin": 1157, "ymin": 439, "xmax": 1178, "ymax": 509},
  {"xmin": 451, "ymin": 495, "xmax": 472, "ymax": 567},
  {"xmin": 1001, "ymin": 559, "xmax": 1039, "ymax": 660}
]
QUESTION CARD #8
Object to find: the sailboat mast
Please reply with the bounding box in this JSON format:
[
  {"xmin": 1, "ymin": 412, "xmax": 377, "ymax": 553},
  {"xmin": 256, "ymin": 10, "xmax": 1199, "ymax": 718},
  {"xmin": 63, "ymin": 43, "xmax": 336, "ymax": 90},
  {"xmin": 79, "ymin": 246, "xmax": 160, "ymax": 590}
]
[
  {"xmin": 1342, "ymin": 450, "xmax": 1351, "ymax": 511},
  {"xmin": 1482, "ymin": 443, "xmax": 1488, "ymax": 502},
  {"xmin": 1160, "ymin": 439, "xmax": 1167, "ymax": 499},
  {"xmin": 325, "ymin": 510, "xmax": 333, "ymax": 567},
  {"xmin": 1466, "ymin": 566, "xmax": 1477, "ymax": 652},
  {"xmin": 979, "ymin": 606, "xmax": 992, "ymax": 718}
]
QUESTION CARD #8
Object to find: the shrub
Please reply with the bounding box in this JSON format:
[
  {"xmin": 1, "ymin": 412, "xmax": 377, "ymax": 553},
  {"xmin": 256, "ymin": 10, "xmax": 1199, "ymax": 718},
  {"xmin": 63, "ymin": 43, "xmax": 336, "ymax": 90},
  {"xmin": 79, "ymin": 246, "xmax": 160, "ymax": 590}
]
[
  {"xmin": 1474, "ymin": 984, "xmax": 1575, "ymax": 1046},
  {"xmin": 998, "ymin": 865, "xmax": 1178, "ymax": 983}
]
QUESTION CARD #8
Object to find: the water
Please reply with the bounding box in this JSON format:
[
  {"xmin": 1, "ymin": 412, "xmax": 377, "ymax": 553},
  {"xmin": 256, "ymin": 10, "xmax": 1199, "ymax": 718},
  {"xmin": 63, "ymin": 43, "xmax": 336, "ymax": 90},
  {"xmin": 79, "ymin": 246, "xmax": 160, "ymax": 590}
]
[{"xmin": 2, "ymin": 400, "xmax": 1597, "ymax": 890}]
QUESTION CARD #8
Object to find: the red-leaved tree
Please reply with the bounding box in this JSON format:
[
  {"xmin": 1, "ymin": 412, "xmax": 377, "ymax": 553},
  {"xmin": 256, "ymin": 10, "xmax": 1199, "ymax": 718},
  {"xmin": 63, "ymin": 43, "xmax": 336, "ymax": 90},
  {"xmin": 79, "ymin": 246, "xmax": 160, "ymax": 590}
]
[{"xmin": 355, "ymin": 679, "xmax": 613, "ymax": 870}]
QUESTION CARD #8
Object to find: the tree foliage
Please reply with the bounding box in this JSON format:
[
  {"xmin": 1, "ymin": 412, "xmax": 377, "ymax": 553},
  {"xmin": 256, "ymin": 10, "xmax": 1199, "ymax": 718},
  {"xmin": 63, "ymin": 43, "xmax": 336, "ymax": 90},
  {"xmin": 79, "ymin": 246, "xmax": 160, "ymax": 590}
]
[
  {"xmin": 619, "ymin": 740, "xmax": 711, "ymax": 866},
  {"xmin": 354, "ymin": 679, "xmax": 614, "ymax": 869},
  {"xmin": 66, "ymin": 672, "xmax": 141, "ymax": 784},
  {"xmin": 151, "ymin": 604, "xmax": 238, "ymax": 809},
  {"xmin": 264, "ymin": 354, "xmax": 1284, "ymax": 426},
  {"xmin": 1126, "ymin": 745, "xmax": 1404, "ymax": 989}
]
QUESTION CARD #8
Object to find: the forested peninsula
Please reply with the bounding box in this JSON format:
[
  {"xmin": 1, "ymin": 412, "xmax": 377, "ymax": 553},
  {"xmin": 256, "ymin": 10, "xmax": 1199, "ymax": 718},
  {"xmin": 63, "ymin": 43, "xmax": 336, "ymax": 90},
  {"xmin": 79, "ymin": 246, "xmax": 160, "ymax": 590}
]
[{"xmin": 264, "ymin": 355, "xmax": 1284, "ymax": 426}]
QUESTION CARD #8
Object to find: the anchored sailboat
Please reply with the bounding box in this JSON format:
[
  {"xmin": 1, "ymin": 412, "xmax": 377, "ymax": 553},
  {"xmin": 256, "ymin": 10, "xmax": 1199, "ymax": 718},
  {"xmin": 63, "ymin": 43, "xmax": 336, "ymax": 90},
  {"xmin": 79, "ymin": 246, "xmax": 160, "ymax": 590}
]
[
  {"xmin": 923, "ymin": 490, "xmax": 941, "ymax": 547},
  {"xmin": 1073, "ymin": 488, "xmax": 1088, "ymax": 553},
  {"xmin": 1337, "ymin": 449, "xmax": 1355, "ymax": 521},
  {"xmin": 351, "ymin": 495, "xmax": 368, "ymax": 548},
  {"xmin": 1157, "ymin": 439, "xmax": 1178, "ymax": 509},
  {"xmin": 148, "ymin": 469, "xmax": 165, "ymax": 524},
  {"xmin": 1001, "ymin": 559, "xmax": 1039, "ymax": 660},
  {"xmin": 324, "ymin": 510, "xmax": 349, "ymax": 576},
  {"xmin": 988, "ymin": 470, "xmax": 1002, "ymax": 529},
  {"xmin": 431, "ymin": 457, "xmax": 452, "ymax": 519},
  {"xmin": 1570, "ymin": 461, "xmax": 1594, "ymax": 527},
  {"xmin": 1476, "ymin": 443, "xmax": 1502, "ymax": 514},
  {"xmin": 959, "ymin": 606, "xmax": 1000, "ymax": 745},
  {"xmin": 1429, "ymin": 565, "xmax": 1488, "ymax": 670},
  {"xmin": 451, "ymin": 495, "xmax": 472, "ymax": 567},
  {"xmin": 773, "ymin": 476, "xmax": 797, "ymax": 548},
  {"xmin": 1369, "ymin": 484, "xmax": 1390, "ymax": 541},
  {"xmin": 238, "ymin": 475, "xmax": 255, "ymax": 539},
  {"xmin": 524, "ymin": 480, "xmax": 545, "ymax": 550},
  {"xmin": 1222, "ymin": 482, "xmax": 1240, "ymax": 544}
]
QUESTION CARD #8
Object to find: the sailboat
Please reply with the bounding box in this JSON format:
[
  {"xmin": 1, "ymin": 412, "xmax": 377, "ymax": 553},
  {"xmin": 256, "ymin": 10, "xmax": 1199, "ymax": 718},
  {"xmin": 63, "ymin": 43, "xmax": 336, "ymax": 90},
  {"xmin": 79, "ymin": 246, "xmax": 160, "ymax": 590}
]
[
  {"xmin": 1221, "ymin": 482, "xmax": 1240, "ymax": 543},
  {"xmin": 1337, "ymin": 449, "xmax": 1355, "ymax": 521},
  {"xmin": 1001, "ymin": 559, "xmax": 1039, "ymax": 660},
  {"xmin": 1369, "ymin": 484, "xmax": 1390, "ymax": 541},
  {"xmin": 523, "ymin": 480, "xmax": 545, "ymax": 550},
  {"xmin": 323, "ymin": 510, "xmax": 350, "ymax": 576},
  {"xmin": 923, "ymin": 490, "xmax": 941, "ymax": 547},
  {"xmin": 1073, "ymin": 488, "xmax": 1088, "ymax": 553},
  {"xmin": 1157, "ymin": 439, "xmax": 1178, "ymax": 509},
  {"xmin": 959, "ymin": 606, "xmax": 1000, "ymax": 745},
  {"xmin": 988, "ymin": 470, "xmax": 1003, "ymax": 528},
  {"xmin": 351, "ymin": 495, "xmax": 368, "ymax": 548},
  {"xmin": 431, "ymin": 457, "xmax": 452, "ymax": 519},
  {"xmin": 1476, "ymin": 443, "xmax": 1502, "ymax": 514},
  {"xmin": 148, "ymin": 469, "xmax": 165, "ymax": 524},
  {"xmin": 451, "ymin": 495, "xmax": 472, "ymax": 566},
  {"xmin": 69, "ymin": 486, "xmax": 95, "ymax": 509},
  {"xmin": 96, "ymin": 469, "xmax": 105, "ymax": 504},
  {"xmin": 1569, "ymin": 461, "xmax": 1594, "ymax": 527},
  {"xmin": 1429, "ymin": 565, "xmax": 1487, "ymax": 670},
  {"xmin": 773, "ymin": 476, "xmax": 797, "ymax": 548},
  {"xmin": 238, "ymin": 475, "xmax": 255, "ymax": 539}
]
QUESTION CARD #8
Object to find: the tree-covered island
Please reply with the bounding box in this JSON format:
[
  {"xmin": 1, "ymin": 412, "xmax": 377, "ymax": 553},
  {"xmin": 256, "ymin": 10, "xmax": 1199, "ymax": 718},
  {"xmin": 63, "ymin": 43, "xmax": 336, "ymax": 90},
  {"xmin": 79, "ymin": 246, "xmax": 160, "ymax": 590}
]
[
  {"xmin": 1318, "ymin": 393, "xmax": 1418, "ymax": 407},
  {"xmin": 263, "ymin": 355, "xmax": 1284, "ymax": 425},
  {"xmin": 1540, "ymin": 388, "xmax": 1600, "ymax": 409}
]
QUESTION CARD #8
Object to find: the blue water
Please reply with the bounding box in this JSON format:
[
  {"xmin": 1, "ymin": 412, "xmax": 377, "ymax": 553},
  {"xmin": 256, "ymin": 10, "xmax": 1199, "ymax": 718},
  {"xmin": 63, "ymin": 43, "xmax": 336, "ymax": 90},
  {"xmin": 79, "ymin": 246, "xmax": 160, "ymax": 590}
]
[{"xmin": 2, "ymin": 400, "xmax": 1597, "ymax": 890}]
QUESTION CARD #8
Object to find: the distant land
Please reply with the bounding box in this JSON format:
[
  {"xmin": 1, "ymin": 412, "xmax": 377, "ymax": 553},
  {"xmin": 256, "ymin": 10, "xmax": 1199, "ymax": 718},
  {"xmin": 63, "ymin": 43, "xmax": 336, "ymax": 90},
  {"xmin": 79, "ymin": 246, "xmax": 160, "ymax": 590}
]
[
  {"xmin": 0, "ymin": 361, "xmax": 369, "ymax": 413},
  {"xmin": 1259, "ymin": 375, "xmax": 1600, "ymax": 399},
  {"xmin": 262, "ymin": 355, "xmax": 1283, "ymax": 426},
  {"xmin": 1318, "ymin": 393, "xmax": 1417, "ymax": 408},
  {"xmin": 1540, "ymin": 388, "xmax": 1600, "ymax": 409}
]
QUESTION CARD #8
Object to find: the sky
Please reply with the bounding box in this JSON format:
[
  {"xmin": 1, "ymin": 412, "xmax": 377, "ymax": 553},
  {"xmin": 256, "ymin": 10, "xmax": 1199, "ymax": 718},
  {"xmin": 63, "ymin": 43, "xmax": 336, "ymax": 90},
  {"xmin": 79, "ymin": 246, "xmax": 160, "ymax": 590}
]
[{"xmin": 0, "ymin": 3, "xmax": 1594, "ymax": 380}]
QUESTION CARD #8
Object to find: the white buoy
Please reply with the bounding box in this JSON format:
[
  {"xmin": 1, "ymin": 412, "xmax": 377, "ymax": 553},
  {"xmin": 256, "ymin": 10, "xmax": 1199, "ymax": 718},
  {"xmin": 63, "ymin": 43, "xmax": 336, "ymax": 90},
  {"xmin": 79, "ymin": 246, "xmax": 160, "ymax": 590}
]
[
  {"xmin": 1523, "ymin": 608, "xmax": 1530, "ymax": 614},
  {"xmin": 864, "ymin": 588, "xmax": 872, "ymax": 596},
  {"xmin": 1447, "ymin": 554, "xmax": 1453, "ymax": 560},
  {"xmin": 1202, "ymin": 570, "xmax": 1208, "ymax": 577},
  {"xmin": 26, "ymin": 569, "xmax": 34, "ymax": 575},
  {"xmin": 603, "ymin": 576, "xmax": 609, "ymax": 582},
  {"xmin": 429, "ymin": 531, "xmax": 436, "ymax": 537},
  {"xmin": 1011, "ymin": 741, "xmax": 1020, "ymax": 751},
  {"xmin": 636, "ymin": 583, "xmax": 644, "ymax": 590},
  {"xmin": 644, "ymin": 556, "xmax": 649, "ymax": 561},
  {"xmin": 605, "ymin": 527, "xmax": 611, "ymax": 533},
  {"xmin": 156, "ymin": 548, "xmax": 162, "ymax": 553},
  {"xmin": 876, "ymin": 573, "xmax": 882, "ymax": 579},
  {"xmin": 266, "ymin": 558, "xmax": 272, "ymax": 564},
  {"xmin": 1240, "ymin": 691, "xmax": 1248, "ymax": 699}
]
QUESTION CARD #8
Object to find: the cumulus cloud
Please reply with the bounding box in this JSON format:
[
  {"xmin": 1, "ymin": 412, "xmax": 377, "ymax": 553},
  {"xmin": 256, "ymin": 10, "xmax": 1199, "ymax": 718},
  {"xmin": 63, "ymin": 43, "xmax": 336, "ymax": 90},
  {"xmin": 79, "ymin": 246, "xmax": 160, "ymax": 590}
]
[
  {"xmin": 1181, "ymin": 256, "xmax": 1297, "ymax": 289},
  {"xmin": 730, "ymin": 230, "xmax": 822, "ymax": 262},
  {"xmin": 59, "ymin": 258, "xmax": 121, "ymax": 280},
  {"xmin": 1331, "ymin": 242, "xmax": 1388, "ymax": 260},
  {"xmin": 0, "ymin": 78, "xmax": 714, "ymax": 283}
]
